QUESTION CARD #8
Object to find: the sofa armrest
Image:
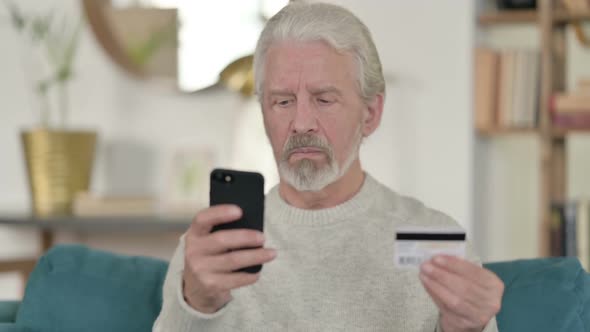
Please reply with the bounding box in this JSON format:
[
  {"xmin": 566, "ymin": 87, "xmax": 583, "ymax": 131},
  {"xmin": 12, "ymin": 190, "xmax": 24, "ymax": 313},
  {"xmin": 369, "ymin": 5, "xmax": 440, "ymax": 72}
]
[
  {"xmin": 485, "ymin": 257, "xmax": 590, "ymax": 332},
  {"xmin": 0, "ymin": 323, "xmax": 32, "ymax": 332},
  {"xmin": 0, "ymin": 302, "xmax": 20, "ymax": 324}
]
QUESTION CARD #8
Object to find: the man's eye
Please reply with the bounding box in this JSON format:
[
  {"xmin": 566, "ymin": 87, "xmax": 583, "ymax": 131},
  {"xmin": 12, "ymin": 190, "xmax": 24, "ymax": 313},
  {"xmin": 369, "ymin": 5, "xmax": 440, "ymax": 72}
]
[
  {"xmin": 278, "ymin": 100, "xmax": 292, "ymax": 106},
  {"xmin": 318, "ymin": 98, "xmax": 333, "ymax": 105}
]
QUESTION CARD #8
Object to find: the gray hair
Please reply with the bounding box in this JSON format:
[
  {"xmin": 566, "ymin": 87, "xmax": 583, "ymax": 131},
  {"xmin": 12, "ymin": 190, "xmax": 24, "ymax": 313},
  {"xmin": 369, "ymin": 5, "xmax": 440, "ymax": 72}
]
[{"xmin": 253, "ymin": 1, "xmax": 385, "ymax": 103}]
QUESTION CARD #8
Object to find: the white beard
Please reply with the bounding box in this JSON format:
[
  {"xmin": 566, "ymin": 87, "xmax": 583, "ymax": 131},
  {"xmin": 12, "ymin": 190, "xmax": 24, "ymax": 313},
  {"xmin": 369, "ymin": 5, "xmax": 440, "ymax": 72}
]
[{"xmin": 278, "ymin": 125, "xmax": 363, "ymax": 192}]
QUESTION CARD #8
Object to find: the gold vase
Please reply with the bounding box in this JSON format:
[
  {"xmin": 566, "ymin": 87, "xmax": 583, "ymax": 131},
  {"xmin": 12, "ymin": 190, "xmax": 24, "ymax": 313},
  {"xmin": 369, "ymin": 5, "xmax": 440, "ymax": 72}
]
[{"xmin": 21, "ymin": 129, "xmax": 97, "ymax": 216}]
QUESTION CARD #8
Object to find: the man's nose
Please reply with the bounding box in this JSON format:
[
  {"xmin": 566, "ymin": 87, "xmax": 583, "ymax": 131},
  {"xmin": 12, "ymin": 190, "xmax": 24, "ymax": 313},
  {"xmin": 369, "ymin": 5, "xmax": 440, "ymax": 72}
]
[{"xmin": 291, "ymin": 99, "xmax": 318, "ymax": 134}]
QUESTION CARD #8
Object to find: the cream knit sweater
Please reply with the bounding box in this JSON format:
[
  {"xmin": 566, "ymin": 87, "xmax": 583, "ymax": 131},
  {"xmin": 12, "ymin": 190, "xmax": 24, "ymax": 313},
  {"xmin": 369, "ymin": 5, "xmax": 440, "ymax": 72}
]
[{"xmin": 153, "ymin": 174, "xmax": 498, "ymax": 332}]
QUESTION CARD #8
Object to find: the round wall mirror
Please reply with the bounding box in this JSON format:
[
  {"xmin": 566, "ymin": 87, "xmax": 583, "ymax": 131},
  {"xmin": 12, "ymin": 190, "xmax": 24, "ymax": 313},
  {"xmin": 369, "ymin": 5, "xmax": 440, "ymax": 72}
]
[{"xmin": 82, "ymin": 0, "xmax": 288, "ymax": 95}]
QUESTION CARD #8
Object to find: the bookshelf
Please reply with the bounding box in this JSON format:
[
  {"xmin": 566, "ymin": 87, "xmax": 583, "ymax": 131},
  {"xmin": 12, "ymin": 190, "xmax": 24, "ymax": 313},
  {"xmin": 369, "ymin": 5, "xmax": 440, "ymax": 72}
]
[
  {"xmin": 477, "ymin": 127, "xmax": 539, "ymax": 136},
  {"xmin": 476, "ymin": 0, "xmax": 590, "ymax": 257},
  {"xmin": 478, "ymin": 9, "xmax": 590, "ymax": 26},
  {"xmin": 553, "ymin": 128, "xmax": 590, "ymax": 136},
  {"xmin": 478, "ymin": 10, "xmax": 538, "ymax": 25}
]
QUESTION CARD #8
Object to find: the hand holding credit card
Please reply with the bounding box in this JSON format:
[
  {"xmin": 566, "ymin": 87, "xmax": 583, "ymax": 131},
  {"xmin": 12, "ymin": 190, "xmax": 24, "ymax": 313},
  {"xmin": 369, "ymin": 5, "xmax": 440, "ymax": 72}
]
[
  {"xmin": 394, "ymin": 226, "xmax": 466, "ymax": 268},
  {"xmin": 404, "ymin": 226, "xmax": 505, "ymax": 332}
]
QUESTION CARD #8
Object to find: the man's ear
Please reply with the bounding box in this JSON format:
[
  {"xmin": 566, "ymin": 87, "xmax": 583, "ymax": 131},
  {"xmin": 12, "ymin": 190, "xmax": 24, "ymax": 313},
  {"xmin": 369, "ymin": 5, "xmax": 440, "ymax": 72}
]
[{"xmin": 362, "ymin": 93, "xmax": 384, "ymax": 137}]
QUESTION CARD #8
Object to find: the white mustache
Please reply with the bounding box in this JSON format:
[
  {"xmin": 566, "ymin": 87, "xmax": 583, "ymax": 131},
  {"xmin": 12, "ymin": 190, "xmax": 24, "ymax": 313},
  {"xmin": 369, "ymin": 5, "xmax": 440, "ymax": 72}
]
[{"xmin": 282, "ymin": 134, "xmax": 333, "ymax": 160}]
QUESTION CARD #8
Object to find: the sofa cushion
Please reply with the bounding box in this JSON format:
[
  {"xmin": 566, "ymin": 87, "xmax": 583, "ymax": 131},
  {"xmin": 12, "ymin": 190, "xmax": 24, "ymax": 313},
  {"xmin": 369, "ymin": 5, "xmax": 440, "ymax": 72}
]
[
  {"xmin": 485, "ymin": 257, "xmax": 590, "ymax": 332},
  {"xmin": 0, "ymin": 301, "xmax": 20, "ymax": 323},
  {"xmin": 0, "ymin": 323, "xmax": 33, "ymax": 332},
  {"xmin": 15, "ymin": 245, "xmax": 168, "ymax": 332},
  {"xmin": 14, "ymin": 245, "xmax": 590, "ymax": 331}
]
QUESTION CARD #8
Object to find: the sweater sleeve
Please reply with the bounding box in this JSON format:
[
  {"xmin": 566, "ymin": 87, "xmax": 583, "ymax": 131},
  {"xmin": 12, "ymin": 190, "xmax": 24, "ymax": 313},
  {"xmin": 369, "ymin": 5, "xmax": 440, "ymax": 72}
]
[{"xmin": 152, "ymin": 234, "xmax": 231, "ymax": 332}]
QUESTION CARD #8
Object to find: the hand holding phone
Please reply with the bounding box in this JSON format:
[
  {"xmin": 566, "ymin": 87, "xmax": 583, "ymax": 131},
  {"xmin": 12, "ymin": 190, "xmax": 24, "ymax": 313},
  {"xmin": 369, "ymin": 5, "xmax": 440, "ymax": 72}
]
[
  {"xmin": 210, "ymin": 169, "xmax": 266, "ymax": 273},
  {"xmin": 181, "ymin": 169, "xmax": 275, "ymax": 314}
]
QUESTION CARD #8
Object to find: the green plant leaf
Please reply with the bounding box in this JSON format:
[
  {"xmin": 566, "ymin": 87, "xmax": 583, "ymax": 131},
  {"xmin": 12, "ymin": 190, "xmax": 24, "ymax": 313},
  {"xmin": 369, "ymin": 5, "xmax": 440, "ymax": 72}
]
[
  {"xmin": 56, "ymin": 66, "xmax": 71, "ymax": 82},
  {"xmin": 127, "ymin": 20, "xmax": 176, "ymax": 66},
  {"xmin": 30, "ymin": 12, "xmax": 53, "ymax": 42},
  {"xmin": 59, "ymin": 20, "xmax": 81, "ymax": 77},
  {"xmin": 7, "ymin": 2, "xmax": 81, "ymax": 128},
  {"xmin": 36, "ymin": 78, "xmax": 52, "ymax": 95},
  {"xmin": 4, "ymin": 0, "xmax": 26, "ymax": 32}
]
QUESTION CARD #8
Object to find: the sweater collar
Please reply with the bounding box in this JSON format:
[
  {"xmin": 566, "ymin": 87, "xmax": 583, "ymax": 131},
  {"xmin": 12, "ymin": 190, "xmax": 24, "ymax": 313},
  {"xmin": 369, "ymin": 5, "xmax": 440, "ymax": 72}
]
[{"xmin": 265, "ymin": 173, "xmax": 381, "ymax": 226}]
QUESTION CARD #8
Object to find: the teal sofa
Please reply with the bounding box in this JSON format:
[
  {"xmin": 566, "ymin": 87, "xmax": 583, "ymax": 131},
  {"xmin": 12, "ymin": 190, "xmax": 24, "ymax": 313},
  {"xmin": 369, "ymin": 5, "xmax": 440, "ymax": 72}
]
[{"xmin": 1, "ymin": 245, "xmax": 589, "ymax": 332}]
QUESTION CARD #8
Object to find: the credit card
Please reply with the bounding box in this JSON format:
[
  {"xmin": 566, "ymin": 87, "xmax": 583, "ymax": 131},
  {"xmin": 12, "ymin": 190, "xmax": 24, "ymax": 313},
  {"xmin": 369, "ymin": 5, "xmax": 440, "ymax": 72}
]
[{"xmin": 394, "ymin": 226, "xmax": 466, "ymax": 268}]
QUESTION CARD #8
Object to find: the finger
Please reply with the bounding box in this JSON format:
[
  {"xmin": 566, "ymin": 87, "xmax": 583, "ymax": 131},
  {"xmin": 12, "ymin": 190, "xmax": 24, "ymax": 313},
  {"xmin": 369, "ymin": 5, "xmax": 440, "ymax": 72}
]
[
  {"xmin": 208, "ymin": 248, "xmax": 277, "ymax": 273},
  {"xmin": 431, "ymin": 255, "xmax": 496, "ymax": 288},
  {"xmin": 420, "ymin": 262, "xmax": 490, "ymax": 311},
  {"xmin": 419, "ymin": 274, "xmax": 447, "ymax": 312},
  {"xmin": 420, "ymin": 272, "xmax": 462, "ymax": 316},
  {"xmin": 419, "ymin": 272, "xmax": 479, "ymax": 322},
  {"xmin": 197, "ymin": 229, "xmax": 265, "ymax": 255},
  {"xmin": 189, "ymin": 205, "xmax": 242, "ymax": 236}
]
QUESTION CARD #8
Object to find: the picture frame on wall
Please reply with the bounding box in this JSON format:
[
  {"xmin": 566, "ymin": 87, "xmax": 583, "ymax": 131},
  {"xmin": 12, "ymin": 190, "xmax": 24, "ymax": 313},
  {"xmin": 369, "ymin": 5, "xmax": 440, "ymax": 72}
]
[{"xmin": 161, "ymin": 148, "xmax": 214, "ymax": 215}]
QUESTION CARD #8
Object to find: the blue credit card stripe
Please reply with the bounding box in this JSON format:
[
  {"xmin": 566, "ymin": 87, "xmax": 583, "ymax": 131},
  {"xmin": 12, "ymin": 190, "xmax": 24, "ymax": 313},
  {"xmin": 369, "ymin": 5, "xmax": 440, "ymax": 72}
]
[{"xmin": 396, "ymin": 233, "xmax": 466, "ymax": 241}]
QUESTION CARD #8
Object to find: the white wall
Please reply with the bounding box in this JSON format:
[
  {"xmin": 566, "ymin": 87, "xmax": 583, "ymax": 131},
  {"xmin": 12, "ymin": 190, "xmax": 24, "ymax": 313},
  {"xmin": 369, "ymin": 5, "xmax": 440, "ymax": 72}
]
[
  {"xmin": 0, "ymin": 0, "xmax": 475, "ymax": 298},
  {"xmin": 333, "ymin": 0, "xmax": 475, "ymax": 233}
]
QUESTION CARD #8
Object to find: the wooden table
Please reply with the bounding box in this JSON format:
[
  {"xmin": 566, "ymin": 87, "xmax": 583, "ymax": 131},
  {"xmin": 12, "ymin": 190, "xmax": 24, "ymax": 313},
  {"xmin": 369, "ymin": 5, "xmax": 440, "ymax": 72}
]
[{"xmin": 0, "ymin": 215, "xmax": 192, "ymax": 284}]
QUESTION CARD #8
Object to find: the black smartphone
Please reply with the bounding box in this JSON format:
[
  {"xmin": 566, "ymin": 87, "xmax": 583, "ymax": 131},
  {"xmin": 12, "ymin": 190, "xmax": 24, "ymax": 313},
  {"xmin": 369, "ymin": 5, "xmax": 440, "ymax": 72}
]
[{"xmin": 210, "ymin": 168, "xmax": 265, "ymax": 273}]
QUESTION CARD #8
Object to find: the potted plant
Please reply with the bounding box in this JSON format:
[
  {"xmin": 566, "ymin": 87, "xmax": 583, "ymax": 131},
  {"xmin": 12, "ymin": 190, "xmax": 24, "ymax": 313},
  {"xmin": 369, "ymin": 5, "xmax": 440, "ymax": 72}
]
[{"xmin": 6, "ymin": 2, "xmax": 97, "ymax": 216}]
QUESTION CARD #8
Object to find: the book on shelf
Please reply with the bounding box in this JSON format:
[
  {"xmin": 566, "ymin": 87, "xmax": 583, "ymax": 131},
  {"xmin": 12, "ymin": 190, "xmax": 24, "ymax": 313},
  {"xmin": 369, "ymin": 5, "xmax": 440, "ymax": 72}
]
[
  {"xmin": 497, "ymin": 49, "xmax": 513, "ymax": 127},
  {"xmin": 579, "ymin": 200, "xmax": 590, "ymax": 271},
  {"xmin": 474, "ymin": 47, "xmax": 539, "ymax": 132},
  {"xmin": 551, "ymin": 112, "xmax": 590, "ymax": 128},
  {"xmin": 550, "ymin": 203, "xmax": 564, "ymax": 258},
  {"xmin": 561, "ymin": 0, "xmax": 590, "ymax": 12},
  {"xmin": 551, "ymin": 81, "xmax": 590, "ymax": 128},
  {"xmin": 550, "ymin": 199, "xmax": 590, "ymax": 271},
  {"xmin": 578, "ymin": 79, "xmax": 590, "ymax": 93},
  {"xmin": 552, "ymin": 93, "xmax": 590, "ymax": 112},
  {"xmin": 475, "ymin": 48, "xmax": 499, "ymax": 130}
]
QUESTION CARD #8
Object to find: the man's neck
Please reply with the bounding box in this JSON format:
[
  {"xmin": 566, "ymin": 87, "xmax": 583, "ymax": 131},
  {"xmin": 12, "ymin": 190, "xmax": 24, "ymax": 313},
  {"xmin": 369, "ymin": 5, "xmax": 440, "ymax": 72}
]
[{"xmin": 278, "ymin": 159, "xmax": 365, "ymax": 210}]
